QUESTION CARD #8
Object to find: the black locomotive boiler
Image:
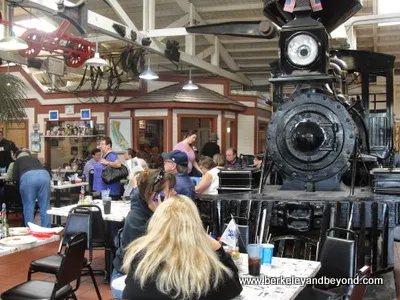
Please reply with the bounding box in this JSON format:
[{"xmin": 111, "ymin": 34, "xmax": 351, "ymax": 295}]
[{"xmin": 189, "ymin": 0, "xmax": 398, "ymax": 278}]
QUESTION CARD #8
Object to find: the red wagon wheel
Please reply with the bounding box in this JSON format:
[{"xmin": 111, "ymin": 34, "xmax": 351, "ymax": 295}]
[
  {"xmin": 64, "ymin": 41, "xmax": 91, "ymax": 68},
  {"xmin": 18, "ymin": 30, "xmax": 43, "ymax": 58}
]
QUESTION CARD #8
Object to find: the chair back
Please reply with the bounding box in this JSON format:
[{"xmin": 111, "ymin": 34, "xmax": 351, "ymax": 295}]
[
  {"xmin": 71, "ymin": 205, "xmax": 106, "ymax": 247},
  {"xmin": 53, "ymin": 232, "xmax": 87, "ymax": 297},
  {"xmin": 61, "ymin": 210, "xmax": 92, "ymax": 253},
  {"xmin": 4, "ymin": 182, "xmax": 23, "ymax": 211},
  {"xmin": 318, "ymin": 227, "xmax": 357, "ymax": 279},
  {"xmin": 270, "ymin": 235, "xmax": 318, "ymax": 260}
]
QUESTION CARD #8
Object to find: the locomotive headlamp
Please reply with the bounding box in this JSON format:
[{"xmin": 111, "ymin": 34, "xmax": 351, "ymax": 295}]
[{"xmin": 287, "ymin": 34, "xmax": 319, "ymax": 67}]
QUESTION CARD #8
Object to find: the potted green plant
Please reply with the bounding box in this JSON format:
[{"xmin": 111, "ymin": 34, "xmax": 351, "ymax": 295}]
[{"xmin": 0, "ymin": 73, "xmax": 27, "ymax": 122}]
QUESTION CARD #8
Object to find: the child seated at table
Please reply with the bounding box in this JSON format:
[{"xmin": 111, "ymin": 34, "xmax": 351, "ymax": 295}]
[{"xmin": 122, "ymin": 195, "xmax": 242, "ymax": 300}]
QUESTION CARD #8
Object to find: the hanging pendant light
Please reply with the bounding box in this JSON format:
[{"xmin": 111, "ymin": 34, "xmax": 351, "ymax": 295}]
[
  {"xmin": 183, "ymin": 68, "xmax": 198, "ymax": 90},
  {"xmin": 85, "ymin": 36, "xmax": 108, "ymax": 67},
  {"xmin": 139, "ymin": 56, "xmax": 159, "ymax": 80},
  {"xmin": 0, "ymin": 4, "xmax": 28, "ymax": 51}
]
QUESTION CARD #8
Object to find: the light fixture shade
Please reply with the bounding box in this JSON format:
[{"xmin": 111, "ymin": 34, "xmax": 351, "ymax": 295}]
[
  {"xmin": 0, "ymin": 36, "xmax": 28, "ymax": 51},
  {"xmin": 139, "ymin": 68, "xmax": 159, "ymax": 80},
  {"xmin": 182, "ymin": 80, "xmax": 199, "ymax": 90},
  {"xmin": 85, "ymin": 52, "xmax": 108, "ymax": 67}
]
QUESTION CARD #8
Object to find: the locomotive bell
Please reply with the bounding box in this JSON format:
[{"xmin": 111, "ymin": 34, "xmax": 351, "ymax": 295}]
[{"xmin": 279, "ymin": 10, "xmax": 329, "ymax": 76}]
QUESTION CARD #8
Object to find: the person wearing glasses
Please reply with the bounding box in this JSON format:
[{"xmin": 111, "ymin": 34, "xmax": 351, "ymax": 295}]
[
  {"xmin": 122, "ymin": 195, "xmax": 243, "ymax": 300},
  {"xmin": 111, "ymin": 169, "xmax": 176, "ymax": 299},
  {"xmin": 162, "ymin": 150, "xmax": 195, "ymax": 200}
]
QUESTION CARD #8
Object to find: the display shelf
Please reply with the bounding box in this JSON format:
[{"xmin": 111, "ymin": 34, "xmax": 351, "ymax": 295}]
[{"xmin": 42, "ymin": 135, "xmax": 97, "ymax": 138}]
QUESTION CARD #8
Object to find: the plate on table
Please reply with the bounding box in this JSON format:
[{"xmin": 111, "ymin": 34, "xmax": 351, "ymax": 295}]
[
  {"xmin": 0, "ymin": 235, "xmax": 38, "ymax": 246},
  {"xmin": 9, "ymin": 227, "xmax": 30, "ymax": 236}
]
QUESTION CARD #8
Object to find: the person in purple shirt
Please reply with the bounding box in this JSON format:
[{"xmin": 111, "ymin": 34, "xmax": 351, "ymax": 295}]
[
  {"xmin": 93, "ymin": 136, "xmax": 122, "ymax": 199},
  {"xmin": 83, "ymin": 148, "xmax": 101, "ymax": 182}
]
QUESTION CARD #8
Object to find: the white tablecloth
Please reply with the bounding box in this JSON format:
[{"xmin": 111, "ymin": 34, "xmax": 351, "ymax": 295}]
[
  {"xmin": 0, "ymin": 234, "xmax": 60, "ymax": 257},
  {"xmin": 233, "ymin": 254, "xmax": 321, "ymax": 300},
  {"xmin": 51, "ymin": 182, "xmax": 88, "ymax": 190},
  {"xmin": 47, "ymin": 200, "xmax": 130, "ymax": 222},
  {"xmin": 112, "ymin": 254, "xmax": 321, "ymax": 300}
]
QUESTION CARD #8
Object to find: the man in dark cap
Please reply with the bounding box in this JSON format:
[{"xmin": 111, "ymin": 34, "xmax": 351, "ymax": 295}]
[
  {"xmin": 201, "ymin": 132, "xmax": 220, "ymax": 158},
  {"xmin": 162, "ymin": 150, "xmax": 195, "ymax": 200}
]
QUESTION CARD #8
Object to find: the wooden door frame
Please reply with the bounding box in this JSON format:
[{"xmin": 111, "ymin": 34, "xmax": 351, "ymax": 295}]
[
  {"xmin": 221, "ymin": 115, "xmax": 237, "ymax": 153},
  {"xmin": 177, "ymin": 113, "xmax": 218, "ymax": 143},
  {"xmin": 133, "ymin": 116, "xmax": 168, "ymax": 152}
]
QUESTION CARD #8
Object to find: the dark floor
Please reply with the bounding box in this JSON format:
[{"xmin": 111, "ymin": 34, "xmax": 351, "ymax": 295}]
[{"xmin": 1, "ymin": 212, "xmax": 400, "ymax": 299}]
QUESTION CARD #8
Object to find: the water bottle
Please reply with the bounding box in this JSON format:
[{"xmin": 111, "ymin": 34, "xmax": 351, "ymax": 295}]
[
  {"xmin": 2, "ymin": 203, "xmax": 8, "ymax": 238},
  {"xmin": 79, "ymin": 186, "xmax": 85, "ymax": 204}
]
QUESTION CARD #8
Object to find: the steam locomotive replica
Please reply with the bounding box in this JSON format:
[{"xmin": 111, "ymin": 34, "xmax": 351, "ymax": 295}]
[{"xmin": 190, "ymin": 0, "xmax": 398, "ymax": 276}]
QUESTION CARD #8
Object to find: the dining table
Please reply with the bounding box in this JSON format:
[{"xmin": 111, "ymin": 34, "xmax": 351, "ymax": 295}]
[
  {"xmin": 47, "ymin": 199, "xmax": 130, "ymax": 223},
  {"xmin": 0, "ymin": 232, "xmax": 60, "ymax": 257},
  {"xmin": 111, "ymin": 253, "xmax": 321, "ymax": 300},
  {"xmin": 51, "ymin": 181, "xmax": 89, "ymax": 224}
]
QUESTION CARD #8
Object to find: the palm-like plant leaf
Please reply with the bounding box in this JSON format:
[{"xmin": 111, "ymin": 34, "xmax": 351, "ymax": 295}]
[{"xmin": 0, "ymin": 73, "xmax": 27, "ymax": 121}]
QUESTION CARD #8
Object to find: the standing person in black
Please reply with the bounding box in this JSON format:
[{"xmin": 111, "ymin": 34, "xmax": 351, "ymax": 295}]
[
  {"xmin": 201, "ymin": 132, "xmax": 220, "ymax": 158},
  {"xmin": 111, "ymin": 169, "xmax": 176, "ymax": 299},
  {"xmin": 0, "ymin": 131, "xmax": 17, "ymax": 170}
]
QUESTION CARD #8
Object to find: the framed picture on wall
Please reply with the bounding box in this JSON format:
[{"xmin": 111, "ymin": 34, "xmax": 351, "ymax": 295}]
[
  {"xmin": 31, "ymin": 143, "xmax": 41, "ymax": 153},
  {"xmin": 30, "ymin": 132, "xmax": 41, "ymax": 142},
  {"xmin": 49, "ymin": 110, "xmax": 59, "ymax": 121},
  {"xmin": 80, "ymin": 109, "xmax": 91, "ymax": 120},
  {"xmin": 108, "ymin": 117, "xmax": 132, "ymax": 152}
]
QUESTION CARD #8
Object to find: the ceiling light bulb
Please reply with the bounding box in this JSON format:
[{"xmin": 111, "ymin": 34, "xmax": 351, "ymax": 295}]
[
  {"xmin": 182, "ymin": 80, "xmax": 199, "ymax": 90},
  {"xmin": 85, "ymin": 52, "xmax": 108, "ymax": 67},
  {"xmin": 139, "ymin": 67, "xmax": 159, "ymax": 80}
]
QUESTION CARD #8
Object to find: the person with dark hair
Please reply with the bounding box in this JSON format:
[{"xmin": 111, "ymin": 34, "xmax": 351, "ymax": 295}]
[
  {"xmin": 201, "ymin": 132, "xmax": 220, "ymax": 159},
  {"xmin": 93, "ymin": 136, "xmax": 122, "ymax": 199},
  {"xmin": 196, "ymin": 156, "xmax": 220, "ymax": 195},
  {"xmin": 0, "ymin": 131, "xmax": 17, "ymax": 169},
  {"xmin": 83, "ymin": 148, "xmax": 101, "ymax": 181},
  {"xmin": 12, "ymin": 149, "xmax": 51, "ymax": 227},
  {"xmin": 253, "ymin": 154, "xmax": 264, "ymax": 169},
  {"xmin": 162, "ymin": 150, "xmax": 195, "ymax": 200},
  {"xmin": 225, "ymin": 147, "xmax": 245, "ymax": 168},
  {"xmin": 124, "ymin": 148, "xmax": 137, "ymax": 161},
  {"xmin": 173, "ymin": 130, "xmax": 202, "ymax": 175},
  {"xmin": 111, "ymin": 169, "xmax": 176, "ymax": 298}
]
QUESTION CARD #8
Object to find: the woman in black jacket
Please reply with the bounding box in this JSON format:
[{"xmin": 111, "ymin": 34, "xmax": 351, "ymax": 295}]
[
  {"xmin": 121, "ymin": 195, "xmax": 243, "ymax": 300},
  {"xmin": 111, "ymin": 169, "xmax": 176, "ymax": 299}
]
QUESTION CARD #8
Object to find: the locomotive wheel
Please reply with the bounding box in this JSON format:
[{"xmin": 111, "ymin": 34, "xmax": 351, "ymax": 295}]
[
  {"xmin": 64, "ymin": 41, "xmax": 90, "ymax": 68},
  {"xmin": 18, "ymin": 30, "xmax": 42, "ymax": 58}
]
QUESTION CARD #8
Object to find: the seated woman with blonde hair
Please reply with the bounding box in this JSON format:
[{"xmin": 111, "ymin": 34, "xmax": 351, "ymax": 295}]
[
  {"xmin": 122, "ymin": 195, "xmax": 242, "ymax": 300},
  {"xmin": 195, "ymin": 156, "xmax": 220, "ymax": 195},
  {"xmin": 213, "ymin": 153, "xmax": 225, "ymax": 169}
]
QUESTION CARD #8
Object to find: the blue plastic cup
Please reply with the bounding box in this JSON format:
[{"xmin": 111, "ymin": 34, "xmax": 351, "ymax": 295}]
[{"xmin": 262, "ymin": 243, "xmax": 274, "ymax": 265}]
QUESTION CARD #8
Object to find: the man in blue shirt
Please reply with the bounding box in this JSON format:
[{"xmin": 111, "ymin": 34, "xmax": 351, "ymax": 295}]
[
  {"xmin": 93, "ymin": 136, "xmax": 122, "ymax": 199},
  {"xmin": 162, "ymin": 150, "xmax": 195, "ymax": 200},
  {"xmin": 83, "ymin": 148, "xmax": 102, "ymax": 181}
]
